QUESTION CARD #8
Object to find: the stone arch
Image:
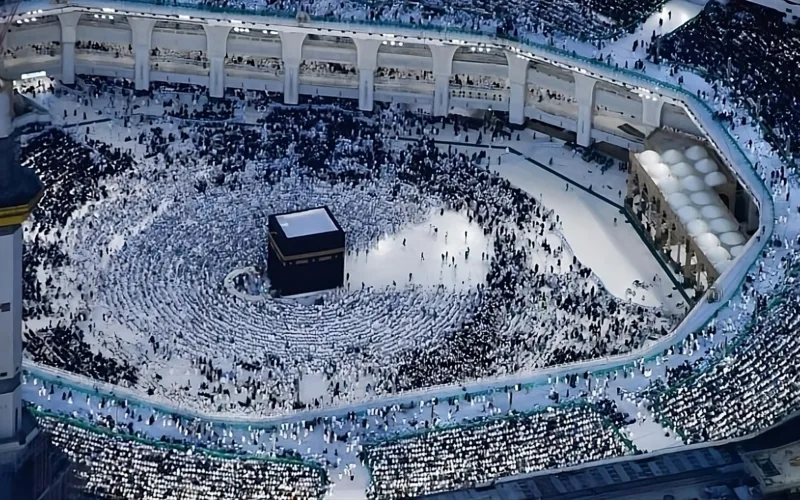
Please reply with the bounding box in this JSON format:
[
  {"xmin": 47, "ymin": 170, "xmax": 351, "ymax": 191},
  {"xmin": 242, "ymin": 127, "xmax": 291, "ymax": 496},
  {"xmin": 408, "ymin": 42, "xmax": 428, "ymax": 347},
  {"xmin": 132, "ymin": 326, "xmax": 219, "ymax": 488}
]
[
  {"xmin": 374, "ymin": 40, "xmax": 434, "ymax": 92},
  {"xmin": 150, "ymin": 21, "xmax": 208, "ymax": 79}
]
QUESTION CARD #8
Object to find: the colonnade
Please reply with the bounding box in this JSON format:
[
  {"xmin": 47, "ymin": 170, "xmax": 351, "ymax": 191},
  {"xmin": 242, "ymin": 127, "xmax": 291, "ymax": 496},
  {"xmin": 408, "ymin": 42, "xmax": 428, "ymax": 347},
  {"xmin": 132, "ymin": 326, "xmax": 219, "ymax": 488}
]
[{"xmin": 54, "ymin": 12, "xmax": 666, "ymax": 145}]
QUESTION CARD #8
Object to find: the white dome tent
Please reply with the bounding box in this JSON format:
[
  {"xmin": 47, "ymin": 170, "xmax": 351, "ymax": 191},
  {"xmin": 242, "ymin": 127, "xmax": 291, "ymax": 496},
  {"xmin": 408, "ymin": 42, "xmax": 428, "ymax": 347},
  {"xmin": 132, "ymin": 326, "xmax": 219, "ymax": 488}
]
[
  {"xmin": 639, "ymin": 150, "xmax": 661, "ymax": 166},
  {"xmin": 704, "ymin": 171, "xmax": 727, "ymax": 187},
  {"xmin": 690, "ymin": 191, "xmax": 715, "ymax": 206},
  {"xmin": 657, "ymin": 176, "xmax": 681, "ymax": 195},
  {"xmin": 720, "ymin": 231, "xmax": 746, "ymax": 247},
  {"xmin": 685, "ymin": 145, "xmax": 708, "ymax": 161},
  {"xmin": 662, "ymin": 149, "xmax": 685, "ymax": 165},
  {"xmin": 695, "ymin": 232, "xmax": 721, "ymax": 252},
  {"xmin": 677, "ymin": 205, "xmax": 701, "ymax": 223},
  {"xmin": 705, "ymin": 246, "xmax": 731, "ymax": 264},
  {"xmin": 671, "ymin": 162, "xmax": 698, "ymax": 178},
  {"xmin": 695, "ymin": 158, "xmax": 719, "ymax": 174},
  {"xmin": 681, "ymin": 175, "xmax": 706, "ymax": 192},
  {"xmin": 649, "ymin": 162, "xmax": 671, "ymax": 181},
  {"xmin": 708, "ymin": 217, "xmax": 738, "ymax": 234},
  {"xmin": 686, "ymin": 219, "xmax": 709, "ymax": 237},
  {"xmin": 730, "ymin": 245, "xmax": 745, "ymax": 258},
  {"xmin": 667, "ymin": 192, "xmax": 691, "ymax": 209},
  {"xmin": 714, "ymin": 259, "xmax": 733, "ymax": 273},
  {"xmin": 701, "ymin": 205, "xmax": 727, "ymax": 219}
]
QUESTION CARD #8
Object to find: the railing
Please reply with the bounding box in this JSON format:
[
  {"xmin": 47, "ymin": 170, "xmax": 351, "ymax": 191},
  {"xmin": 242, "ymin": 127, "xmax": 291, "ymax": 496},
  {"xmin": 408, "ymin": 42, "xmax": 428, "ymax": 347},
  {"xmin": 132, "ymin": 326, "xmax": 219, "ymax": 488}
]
[
  {"xmin": 15, "ymin": 0, "xmax": 779, "ymax": 452},
  {"xmin": 29, "ymin": 406, "xmax": 330, "ymax": 484}
]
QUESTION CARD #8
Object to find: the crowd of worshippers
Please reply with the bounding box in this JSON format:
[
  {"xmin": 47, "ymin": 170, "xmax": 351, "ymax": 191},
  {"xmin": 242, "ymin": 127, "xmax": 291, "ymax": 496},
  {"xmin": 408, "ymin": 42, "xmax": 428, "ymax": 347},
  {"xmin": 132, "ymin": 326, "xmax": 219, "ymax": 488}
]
[
  {"xmin": 15, "ymin": 79, "xmax": 675, "ymax": 419},
  {"xmin": 37, "ymin": 414, "xmax": 327, "ymax": 500},
  {"xmin": 647, "ymin": 286, "xmax": 800, "ymax": 444},
  {"xmin": 363, "ymin": 401, "xmax": 630, "ymax": 498},
  {"xmin": 651, "ymin": 0, "xmax": 800, "ymax": 162},
  {"xmin": 198, "ymin": 0, "xmax": 663, "ymax": 41}
]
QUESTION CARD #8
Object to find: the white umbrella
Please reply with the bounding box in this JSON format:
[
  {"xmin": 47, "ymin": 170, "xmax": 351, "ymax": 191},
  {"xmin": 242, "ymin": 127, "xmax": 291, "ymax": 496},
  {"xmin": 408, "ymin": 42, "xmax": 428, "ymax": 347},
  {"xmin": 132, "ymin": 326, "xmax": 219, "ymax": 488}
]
[
  {"xmin": 704, "ymin": 171, "xmax": 727, "ymax": 187},
  {"xmin": 662, "ymin": 149, "xmax": 685, "ymax": 165},
  {"xmin": 639, "ymin": 150, "xmax": 661, "ymax": 166},
  {"xmin": 695, "ymin": 232, "xmax": 721, "ymax": 252},
  {"xmin": 700, "ymin": 205, "xmax": 727, "ymax": 219},
  {"xmin": 686, "ymin": 219, "xmax": 709, "ymax": 237},
  {"xmin": 685, "ymin": 145, "xmax": 708, "ymax": 161},
  {"xmin": 730, "ymin": 245, "xmax": 745, "ymax": 258},
  {"xmin": 720, "ymin": 232, "xmax": 746, "ymax": 246},
  {"xmin": 649, "ymin": 162, "xmax": 671, "ymax": 181},
  {"xmin": 657, "ymin": 176, "xmax": 681, "ymax": 195},
  {"xmin": 671, "ymin": 162, "xmax": 698, "ymax": 178},
  {"xmin": 667, "ymin": 192, "xmax": 691, "ymax": 209},
  {"xmin": 690, "ymin": 191, "xmax": 715, "ymax": 206},
  {"xmin": 708, "ymin": 217, "xmax": 738, "ymax": 234},
  {"xmin": 677, "ymin": 205, "xmax": 700, "ymax": 223},
  {"xmin": 681, "ymin": 175, "xmax": 706, "ymax": 192},
  {"xmin": 705, "ymin": 246, "xmax": 731, "ymax": 264},
  {"xmin": 714, "ymin": 259, "xmax": 732, "ymax": 273},
  {"xmin": 695, "ymin": 158, "xmax": 718, "ymax": 174}
]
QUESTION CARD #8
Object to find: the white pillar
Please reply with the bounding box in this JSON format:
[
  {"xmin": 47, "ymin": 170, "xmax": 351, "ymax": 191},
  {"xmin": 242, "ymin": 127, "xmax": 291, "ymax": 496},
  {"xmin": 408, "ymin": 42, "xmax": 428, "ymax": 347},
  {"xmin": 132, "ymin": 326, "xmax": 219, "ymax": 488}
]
[
  {"xmin": 354, "ymin": 39, "xmax": 380, "ymax": 112},
  {"xmin": 430, "ymin": 45, "xmax": 458, "ymax": 117},
  {"xmin": 280, "ymin": 32, "xmax": 305, "ymax": 105},
  {"xmin": 575, "ymin": 73, "xmax": 596, "ymax": 147},
  {"xmin": 129, "ymin": 18, "xmax": 156, "ymax": 93},
  {"xmin": 0, "ymin": 224, "xmax": 24, "ymax": 441},
  {"xmin": 203, "ymin": 25, "xmax": 231, "ymax": 99},
  {"xmin": 0, "ymin": 82, "xmax": 13, "ymax": 139},
  {"xmin": 642, "ymin": 97, "xmax": 665, "ymax": 128},
  {"xmin": 58, "ymin": 13, "xmax": 82, "ymax": 85},
  {"xmin": 505, "ymin": 52, "xmax": 528, "ymax": 125}
]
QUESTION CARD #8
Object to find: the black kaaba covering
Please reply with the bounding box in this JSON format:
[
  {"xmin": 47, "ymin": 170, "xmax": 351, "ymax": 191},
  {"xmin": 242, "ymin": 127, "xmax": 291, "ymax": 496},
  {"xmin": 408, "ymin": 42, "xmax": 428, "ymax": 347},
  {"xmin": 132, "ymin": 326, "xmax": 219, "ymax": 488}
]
[{"xmin": 267, "ymin": 206, "xmax": 345, "ymax": 296}]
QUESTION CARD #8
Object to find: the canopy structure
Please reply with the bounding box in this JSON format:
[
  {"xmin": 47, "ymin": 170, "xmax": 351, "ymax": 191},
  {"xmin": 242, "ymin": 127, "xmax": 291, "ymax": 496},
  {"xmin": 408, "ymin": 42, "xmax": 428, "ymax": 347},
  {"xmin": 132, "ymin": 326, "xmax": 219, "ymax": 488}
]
[
  {"xmin": 695, "ymin": 232, "xmax": 721, "ymax": 252},
  {"xmin": 700, "ymin": 204, "xmax": 727, "ymax": 219},
  {"xmin": 704, "ymin": 171, "xmax": 727, "ymax": 187},
  {"xmin": 677, "ymin": 205, "xmax": 701, "ymax": 223},
  {"xmin": 662, "ymin": 149, "xmax": 685, "ymax": 165},
  {"xmin": 705, "ymin": 246, "xmax": 731, "ymax": 264},
  {"xmin": 720, "ymin": 231, "xmax": 747, "ymax": 246},
  {"xmin": 708, "ymin": 217, "xmax": 738, "ymax": 234},
  {"xmin": 714, "ymin": 259, "xmax": 733, "ymax": 273},
  {"xmin": 639, "ymin": 150, "xmax": 661, "ymax": 166},
  {"xmin": 681, "ymin": 175, "xmax": 706, "ymax": 192},
  {"xmin": 649, "ymin": 162, "xmax": 671, "ymax": 181},
  {"xmin": 685, "ymin": 145, "xmax": 709, "ymax": 161},
  {"xmin": 657, "ymin": 176, "xmax": 681, "ymax": 194},
  {"xmin": 686, "ymin": 219, "xmax": 709, "ymax": 237},
  {"xmin": 667, "ymin": 192, "xmax": 691, "ymax": 209},
  {"xmin": 695, "ymin": 158, "xmax": 719, "ymax": 174},
  {"xmin": 690, "ymin": 191, "xmax": 715, "ymax": 206},
  {"xmin": 671, "ymin": 162, "xmax": 698, "ymax": 178}
]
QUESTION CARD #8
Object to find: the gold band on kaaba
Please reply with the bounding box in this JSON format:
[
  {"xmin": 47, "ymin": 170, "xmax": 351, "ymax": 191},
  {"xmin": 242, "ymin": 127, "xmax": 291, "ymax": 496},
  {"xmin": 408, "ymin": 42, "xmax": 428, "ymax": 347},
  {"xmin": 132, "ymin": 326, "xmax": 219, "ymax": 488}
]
[{"xmin": 268, "ymin": 232, "xmax": 344, "ymax": 262}]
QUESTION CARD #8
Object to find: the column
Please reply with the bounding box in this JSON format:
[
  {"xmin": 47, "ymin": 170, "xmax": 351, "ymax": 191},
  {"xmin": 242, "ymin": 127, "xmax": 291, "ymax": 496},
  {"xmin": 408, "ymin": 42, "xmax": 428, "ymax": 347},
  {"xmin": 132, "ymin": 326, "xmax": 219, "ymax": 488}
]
[
  {"xmin": 203, "ymin": 25, "xmax": 231, "ymax": 99},
  {"xmin": 642, "ymin": 97, "xmax": 665, "ymax": 128},
  {"xmin": 129, "ymin": 18, "xmax": 156, "ymax": 94},
  {"xmin": 280, "ymin": 32, "xmax": 306, "ymax": 105},
  {"xmin": 0, "ymin": 223, "xmax": 23, "ymax": 442},
  {"xmin": 0, "ymin": 82, "xmax": 12, "ymax": 139},
  {"xmin": 430, "ymin": 44, "xmax": 458, "ymax": 117},
  {"xmin": 505, "ymin": 52, "xmax": 528, "ymax": 125},
  {"xmin": 58, "ymin": 13, "xmax": 82, "ymax": 86},
  {"xmin": 574, "ymin": 73, "xmax": 596, "ymax": 147},
  {"xmin": 354, "ymin": 39, "xmax": 380, "ymax": 112}
]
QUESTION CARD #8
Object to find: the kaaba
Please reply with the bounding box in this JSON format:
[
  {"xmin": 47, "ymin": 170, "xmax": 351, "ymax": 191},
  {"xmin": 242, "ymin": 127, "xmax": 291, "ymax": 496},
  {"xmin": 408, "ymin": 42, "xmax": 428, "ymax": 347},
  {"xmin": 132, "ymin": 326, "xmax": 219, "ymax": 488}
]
[{"xmin": 267, "ymin": 206, "xmax": 346, "ymax": 296}]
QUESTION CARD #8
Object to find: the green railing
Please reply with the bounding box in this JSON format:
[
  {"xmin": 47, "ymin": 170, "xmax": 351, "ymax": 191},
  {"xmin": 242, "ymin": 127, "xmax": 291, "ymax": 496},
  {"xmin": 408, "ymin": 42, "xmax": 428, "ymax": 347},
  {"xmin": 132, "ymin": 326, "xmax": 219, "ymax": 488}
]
[{"xmin": 29, "ymin": 404, "xmax": 330, "ymax": 486}]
